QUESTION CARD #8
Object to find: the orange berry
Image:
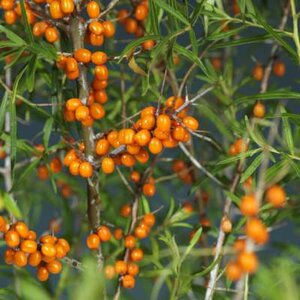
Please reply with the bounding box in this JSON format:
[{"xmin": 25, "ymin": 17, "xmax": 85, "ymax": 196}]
[
  {"xmin": 253, "ymin": 101, "xmax": 265, "ymax": 118},
  {"xmin": 91, "ymin": 51, "xmax": 107, "ymax": 65},
  {"xmin": 121, "ymin": 153, "xmax": 136, "ymax": 167},
  {"xmin": 27, "ymin": 230, "xmax": 37, "ymax": 240},
  {"xmin": 4, "ymin": 9, "xmax": 17, "ymax": 24},
  {"xmin": 96, "ymin": 139, "xmax": 110, "ymax": 156},
  {"xmin": 75, "ymin": 105, "xmax": 90, "ymax": 121},
  {"xmin": 66, "ymin": 57, "xmax": 78, "ymax": 72},
  {"xmin": 134, "ymin": 4, "xmax": 148, "ymax": 21},
  {"xmin": 235, "ymin": 138, "xmax": 248, "ymax": 153},
  {"xmin": 104, "ymin": 265, "xmax": 115, "ymax": 279},
  {"xmin": 134, "ymin": 129, "xmax": 151, "ymax": 146},
  {"xmin": 0, "ymin": 216, "xmax": 8, "ymax": 233},
  {"xmin": 86, "ymin": 233, "xmax": 100, "ymax": 249},
  {"xmin": 221, "ymin": 216, "xmax": 232, "ymax": 233},
  {"xmin": 234, "ymin": 238, "xmax": 246, "ymax": 253},
  {"xmin": 66, "ymin": 69, "xmax": 79, "ymax": 80},
  {"xmin": 20, "ymin": 240, "xmax": 38, "ymax": 254},
  {"xmin": 148, "ymin": 137, "xmax": 163, "ymax": 154},
  {"xmin": 142, "ymin": 183, "xmax": 156, "ymax": 197},
  {"xmin": 49, "ymin": 0, "xmax": 63, "ymax": 19},
  {"xmin": 63, "ymin": 149, "xmax": 77, "ymax": 166},
  {"xmin": 117, "ymin": 9, "xmax": 129, "ymax": 23},
  {"xmin": 64, "ymin": 108, "xmax": 76, "ymax": 121},
  {"xmin": 142, "ymin": 40, "xmax": 155, "ymax": 51},
  {"xmin": 156, "ymin": 114, "xmax": 171, "ymax": 131},
  {"xmin": 211, "ymin": 57, "xmax": 222, "ymax": 71},
  {"xmin": 66, "ymin": 98, "xmax": 82, "ymax": 111},
  {"xmin": 273, "ymin": 61, "xmax": 285, "ymax": 77},
  {"xmin": 89, "ymin": 103, "xmax": 105, "ymax": 120},
  {"xmin": 28, "ymin": 251, "xmax": 42, "ymax": 267},
  {"xmin": 89, "ymin": 21, "xmax": 104, "ymax": 35},
  {"xmin": 115, "ymin": 260, "xmax": 127, "ymax": 275},
  {"xmin": 40, "ymin": 234, "xmax": 57, "ymax": 244},
  {"xmin": 89, "ymin": 32, "xmax": 104, "ymax": 46},
  {"xmin": 37, "ymin": 266, "xmax": 49, "ymax": 281},
  {"xmin": 120, "ymin": 204, "xmax": 131, "ymax": 217},
  {"xmin": 87, "ymin": 1, "xmax": 100, "ymax": 18},
  {"xmin": 130, "ymin": 171, "xmax": 141, "ymax": 183},
  {"xmin": 225, "ymin": 261, "xmax": 242, "ymax": 281},
  {"xmin": 265, "ymin": 185, "xmax": 286, "ymax": 208},
  {"xmin": 5, "ymin": 230, "xmax": 20, "ymax": 248},
  {"xmin": 240, "ymin": 194, "xmax": 259, "ymax": 216},
  {"xmin": 125, "ymin": 18, "xmax": 138, "ymax": 34},
  {"xmin": 127, "ymin": 144, "xmax": 141, "ymax": 155},
  {"xmin": 228, "ymin": 144, "xmax": 237, "ymax": 156},
  {"xmin": 4, "ymin": 248, "xmax": 15, "ymax": 265},
  {"xmin": 172, "ymin": 126, "xmax": 188, "ymax": 141},
  {"xmin": 79, "ymin": 161, "xmax": 93, "ymax": 178},
  {"xmin": 101, "ymin": 157, "xmax": 115, "ymax": 174},
  {"xmin": 47, "ymin": 259, "xmax": 62, "ymax": 274},
  {"xmin": 94, "ymin": 65, "xmax": 109, "ymax": 81},
  {"xmin": 143, "ymin": 213, "xmax": 156, "ymax": 227},
  {"xmin": 135, "ymin": 148, "xmax": 150, "ymax": 163},
  {"xmin": 245, "ymin": 218, "xmax": 269, "ymax": 245},
  {"xmin": 162, "ymin": 135, "xmax": 178, "ymax": 148},
  {"xmin": 32, "ymin": 21, "xmax": 49, "ymax": 37},
  {"xmin": 130, "ymin": 248, "xmax": 143, "ymax": 262},
  {"xmin": 81, "ymin": 115, "xmax": 94, "ymax": 127},
  {"xmin": 102, "ymin": 21, "xmax": 115, "ymax": 37},
  {"xmin": 237, "ymin": 251, "xmax": 258, "ymax": 274},
  {"xmin": 42, "ymin": 243, "xmax": 57, "ymax": 257},
  {"xmin": 124, "ymin": 235, "xmax": 136, "ymax": 249},
  {"xmin": 57, "ymin": 238, "xmax": 70, "ymax": 253},
  {"xmin": 92, "ymin": 78, "xmax": 108, "ymax": 89},
  {"xmin": 74, "ymin": 48, "xmax": 91, "ymax": 64},
  {"xmin": 113, "ymin": 228, "xmax": 123, "ymax": 240},
  {"xmin": 122, "ymin": 275, "xmax": 135, "ymax": 289},
  {"xmin": 50, "ymin": 157, "xmax": 62, "ymax": 173},
  {"xmin": 14, "ymin": 221, "xmax": 29, "ymax": 238},
  {"xmin": 1, "ymin": 0, "xmax": 14, "ymax": 10},
  {"xmin": 14, "ymin": 251, "xmax": 28, "ymax": 267},
  {"xmin": 69, "ymin": 159, "xmax": 81, "ymax": 176},
  {"xmin": 37, "ymin": 165, "xmax": 49, "ymax": 180},
  {"xmin": 183, "ymin": 116, "xmax": 199, "ymax": 131},
  {"xmin": 97, "ymin": 226, "xmax": 111, "ymax": 242},
  {"xmin": 94, "ymin": 89, "xmax": 108, "ymax": 104},
  {"xmin": 134, "ymin": 226, "xmax": 149, "ymax": 239},
  {"xmin": 60, "ymin": 0, "xmax": 74, "ymax": 13},
  {"xmin": 127, "ymin": 262, "xmax": 139, "ymax": 276},
  {"xmin": 252, "ymin": 64, "xmax": 264, "ymax": 81},
  {"xmin": 153, "ymin": 128, "xmax": 169, "ymax": 140}
]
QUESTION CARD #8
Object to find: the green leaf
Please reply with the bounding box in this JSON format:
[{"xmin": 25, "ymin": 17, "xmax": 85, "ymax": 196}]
[
  {"xmin": 26, "ymin": 55, "xmax": 38, "ymax": 92},
  {"xmin": 20, "ymin": 0, "xmax": 34, "ymax": 44},
  {"xmin": 240, "ymin": 153, "xmax": 264, "ymax": 183},
  {"xmin": 141, "ymin": 195, "xmax": 150, "ymax": 214},
  {"xmin": 217, "ymin": 149, "xmax": 261, "ymax": 165},
  {"xmin": 0, "ymin": 25, "xmax": 26, "ymax": 46},
  {"xmin": 152, "ymin": 0, "xmax": 190, "ymax": 26},
  {"xmin": 148, "ymin": 0, "xmax": 160, "ymax": 34},
  {"xmin": 224, "ymin": 190, "xmax": 240, "ymax": 206},
  {"xmin": 181, "ymin": 227, "xmax": 202, "ymax": 263},
  {"xmin": 2, "ymin": 192, "xmax": 22, "ymax": 219},
  {"xmin": 43, "ymin": 118, "xmax": 54, "ymax": 148},
  {"xmin": 0, "ymin": 92, "xmax": 9, "ymax": 134},
  {"xmin": 281, "ymin": 107, "xmax": 294, "ymax": 155}
]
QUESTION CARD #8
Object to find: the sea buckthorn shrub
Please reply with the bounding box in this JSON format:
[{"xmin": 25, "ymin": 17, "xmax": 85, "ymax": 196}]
[{"xmin": 0, "ymin": 0, "xmax": 300, "ymax": 299}]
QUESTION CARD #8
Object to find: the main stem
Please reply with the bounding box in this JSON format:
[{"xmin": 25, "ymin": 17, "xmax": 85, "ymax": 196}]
[{"xmin": 69, "ymin": 17, "xmax": 101, "ymax": 232}]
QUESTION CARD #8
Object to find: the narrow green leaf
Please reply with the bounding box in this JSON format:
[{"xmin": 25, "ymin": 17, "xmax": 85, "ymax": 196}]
[
  {"xmin": 148, "ymin": 0, "xmax": 160, "ymax": 34},
  {"xmin": 181, "ymin": 227, "xmax": 202, "ymax": 263},
  {"xmin": 153, "ymin": 0, "xmax": 190, "ymax": 26},
  {"xmin": 224, "ymin": 190, "xmax": 240, "ymax": 206},
  {"xmin": 2, "ymin": 192, "xmax": 22, "ymax": 219},
  {"xmin": 141, "ymin": 195, "xmax": 150, "ymax": 214},
  {"xmin": 0, "ymin": 92, "xmax": 9, "ymax": 134},
  {"xmin": 42, "ymin": 118, "xmax": 54, "ymax": 148},
  {"xmin": 281, "ymin": 107, "xmax": 294, "ymax": 155},
  {"xmin": 240, "ymin": 153, "xmax": 264, "ymax": 183},
  {"xmin": 26, "ymin": 55, "xmax": 38, "ymax": 92},
  {"xmin": 217, "ymin": 149, "xmax": 261, "ymax": 165},
  {"xmin": 0, "ymin": 25, "xmax": 26, "ymax": 45},
  {"xmin": 20, "ymin": 0, "xmax": 34, "ymax": 44}
]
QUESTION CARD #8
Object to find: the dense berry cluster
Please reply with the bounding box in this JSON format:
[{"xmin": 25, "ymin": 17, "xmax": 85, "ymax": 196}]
[{"xmin": 0, "ymin": 217, "xmax": 70, "ymax": 281}]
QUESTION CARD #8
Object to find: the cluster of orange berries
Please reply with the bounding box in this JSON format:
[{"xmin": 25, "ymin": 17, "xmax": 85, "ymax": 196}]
[
  {"xmin": 228, "ymin": 138, "xmax": 248, "ymax": 156},
  {"xmin": 0, "ymin": 217, "xmax": 70, "ymax": 281},
  {"xmin": 226, "ymin": 184, "xmax": 286, "ymax": 281},
  {"xmin": 37, "ymin": 156, "xmax": 63, "ymax": 180},
  {"xmin": 87, "ymin": 213, "xmax": 155, "ymax": 289},
  {"xmin": 1, "ymin": 0, "xmax": 35, "ymax": 25},
  {"xmin": 252, "ymin": 60, "xmax": 286, "ymax": 81},
  {"xmin": 117, "ymin": 1, "xmax": 155, "ymax": 51}
]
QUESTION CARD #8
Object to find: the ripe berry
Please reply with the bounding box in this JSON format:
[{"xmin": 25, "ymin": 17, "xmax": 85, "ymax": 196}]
[
  {"xmin": 253, "ymin": 101, "xmax": 265, "ymax": 118},
  {"xmin": 121, "ymin": 153, "xmax": 136, "ymax": 167},
  {"xmin": 37, "ymin": 165, "xmax": 49, "ymax": 180},
  {"xmin": 5, "ymin": 230, "xmax": 20, "ymax": 248},
  {"xmin": 115, "ymin": 260, "xmax": 127, "ymax": 275},
  {"xmin": 135, "ymin": 148, "xmax": 150, "ymax": 163},
  {"xmin": 252, "ymin": 64, "xmax": 264, "ymax": 81},
  {"xmin": 124, "ymin": 235, "xmax": 136, "ymax": 249},
  {"xmin": 156, "ymin": 114, "xmax": 171, "ymax": 131},
  {"xmin": 143, "ymin": 213, "xmax": 156, "ymax": 227},
  {"xmin": 142, "ymin": 183, "xmax": 156, "ymax": 197},
  {"xmin": 125, "ymin": 18, "xmax": 138, "ymax": 34},
  {"xmin": 240, "ymin": 194, "xmax": 259, "ymax": 216},
  {"xmin": 28, "ymin": 251, "xmax": 42, "ymax": 267},
  {"xmin": 245, "ymin": 218, "xmax": 269, "ymax": 245},
  {"xmin": 75, "ymin": 105, "xmax": 90, "ymax": 121},
  {"xmin": 120, "ymin": 204, "xmax": 131, "ymax": 217},
  {"xmin": 273, "ymin": 61, "xmax": 285, "ymax": 77},
  {"xmin": 148, "ymin": 137, "xmax": 163, "ymax": 154},
  {"xmin": 47, "ymin": 259, "xmax": 62, "ymax": 274},
  {"xmin": 27, "ymin": 230, "xmax": 37, "ymax": 240},
  {"xmin": 91, "ymin": 51, "xmax": 107, "ymax": 65},
  {"xmin": 89, "ymin": 21, "xmax": 104, "ymax": 35},
  {"xmin": 49, "ymin": 1, "xmax": 63, "ymax": 19},
  {"xmin": 97, "ymin": 226, "xmax": 111, "ymax": 242},
  {"xmin": 63, "ymin": 149, "xmax": 77, "ymax": 166},
  {"xmin": 134, "ymin": 226, "xmax": 148, "ymax": 239},
  {"xmin": 37, "ymin": 266, "xmax": 49, "ymax": 281},
  {"xmin": 79, "ymin": 161, "xmax": 93, "ymax": 178},
  {"xmin": 134, "ymin": 129, "xmax": 151, "ymax": 146},
  {"xmin": 117, "ymin": 9, "xmax": 128, "ymax": 23},
  {"xmin": 237, "ymin": 251, "xmax": 258, "ymax": 274},
  {"xmin": 86, "ymin": 233, "xmax": 100, "ymax": 249},
  {"xmin": 32, "ymin": 21, "xmax": 48, "ymax": 37},
  {"xmin": 221, "ymin": 216, "xmax": 232, "ymax": 233},
  {"xmin": 102, "ymin": 21, "xmax": 115, "ymax": 37},
  {"xmin": 265, "ymin": 185, "xmax": 286, "ymax": 208},
  {"xmin": 90, "ymin": 103, "xmax": 105, "ymax": 120},
  {"xmin": 134, "ymin": 4, "xmax": 148, "ymax": 21},
  {"xmin": 4, "ymin": 10, "xmax": 17, "ymax": 25},
  {"xmin": 211, "ymin": 57, "xmax": 222, "ymax": 71},
  {"xmin": 94, "ymin": 89, "xmax": 108, "ymax": 104},
  {"xmin": 4, "ymin": 248, "xmax": 15, "ymax": 265},
  {"xmin": 57, "ymin": 238, "xmax": 70, "ymax": 253},
  {"xmin": 20, "ymin": 240, "xmax": 38, "ymax": 254},
  {"xmin": 104, "ymin": 265, "xmax": 115, "ymax": 279},
  {"xmin": 130, "ymin": 248, "xmax": 143, "ymax": 262},
  {"xmin": 96, "ymin": 139, "xmax": 110, "ymax": 156},
  {"xmin": 127, "ymin": 262, "xmax": 139, "ymax": 276},
  {"xmin": 142, "ymin": 40, "xmax": 155, "ymax": 51},
  {"xmin": 235, "ymin": 138, "xmax": 248, "ymax": 153},
  {"xmin": 234, "ymin": 239, "xmax": 246, "ymax": 253},
  {"xmin": 42, "ymin": 243, "xmax": 57, "ymax": 257},
  {"xmin": 101, "ymin": 157, "xmax": 115, "ymax": 174},
  {"xmin": 14, "ymin": 221, "xmax": 29, "ymax": 238},
  {"xmin": 225, "ymin": 261, "xmax": 242, "ymax": 281},
  {"xmin": 50, "ymin": 157, "xmax": 62, "ymax": 173},
  {"xmin": 14, "ymin": 251, "xmax": 28, "ymax": 267},
  {"xmin": 183, "ymin": 116, "xmax": 199, "ymax": 131},
  {"xmin": 69, "ymin": 159, "xmax": 81, "ymax": 176},
  {"xmin": 130, "ymin": 171, "xmax": 141, "ymax": 183},
  {"xmin": 60, "ymin": 0, "xmax": 74, "ymax": 13},
  {"xmin": 74, "ymin": 48, "xmax": 91, "ymax": 64},
  {"xmin": 66, "ymin": 98, "xmax": 82, "ymax": 111},
  {"xmin": 40, "ymin": 234, "xmax": 57, "ymax": 244},
  {"xmin": 87, "ymin": 1, "xmax": 100, "ymax": 18},
  {"xmin": 95, "ymin": 65, "xmax": 109, "ymax": 81},
  {"xmin": 122, "ymin": 275, "xmax": 135, "ymax": 289},
  {"xmin": 114, "ymin": 228, "xmax": 123, "ymax": 240}
]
